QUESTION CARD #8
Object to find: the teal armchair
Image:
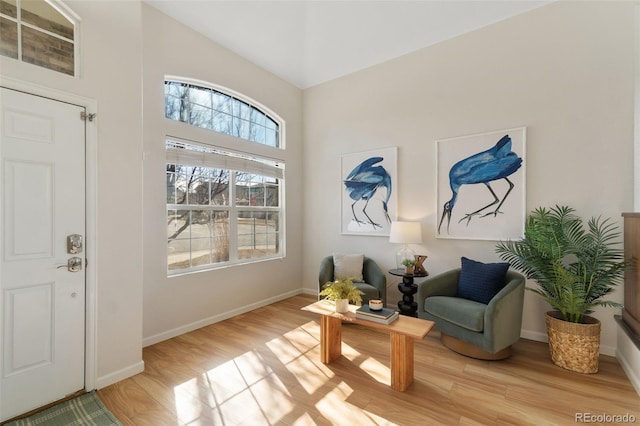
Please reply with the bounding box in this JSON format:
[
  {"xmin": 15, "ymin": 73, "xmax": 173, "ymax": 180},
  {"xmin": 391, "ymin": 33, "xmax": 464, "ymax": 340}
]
[
  {"xmin": 416, "ymin": 268, "xmax": 525, "ymax": 359},
  {"xmin": 318, "ymin": 256, "xmax": 387, "ymax": 305}
]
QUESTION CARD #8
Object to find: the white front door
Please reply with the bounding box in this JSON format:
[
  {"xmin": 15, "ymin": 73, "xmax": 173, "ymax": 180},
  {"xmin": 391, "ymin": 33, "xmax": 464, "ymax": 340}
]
[{"xmin": 0, "ymin": 88, "xmax": 86, "ymax": 421}]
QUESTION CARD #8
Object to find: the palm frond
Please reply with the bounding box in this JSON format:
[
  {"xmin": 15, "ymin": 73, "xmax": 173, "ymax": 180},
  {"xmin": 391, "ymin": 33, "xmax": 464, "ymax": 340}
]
[{"xmin": 496, "ymin": 205, "xmax": 628, "ymax": 323}]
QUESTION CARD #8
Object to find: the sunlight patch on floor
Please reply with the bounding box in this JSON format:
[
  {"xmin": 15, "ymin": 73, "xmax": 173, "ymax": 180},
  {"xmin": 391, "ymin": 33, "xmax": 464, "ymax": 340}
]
[
  {"xmin": 170, "ymin": 320, "xmax": 392, "ymax": 425},
  {"xmin": 285, "ymin": 352, "xmax": 331, "ymax": 394},
  {"xmin": 266, "ymin": 333, "xmax": 308, "ymax": 365},
  {"xmin": 358, "ymin": 356, "xmax": 391, "ymax": 385},
  {"xmin": 315, "ymin": 381, "xmax": 381, "ymax": 425}
]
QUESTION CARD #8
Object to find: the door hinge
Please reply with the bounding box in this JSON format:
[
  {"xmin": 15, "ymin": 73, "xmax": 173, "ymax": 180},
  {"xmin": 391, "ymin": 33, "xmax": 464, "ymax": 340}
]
[{"xmin": 80, "ymin": 112, "xmax": 96, "ymax": 122}]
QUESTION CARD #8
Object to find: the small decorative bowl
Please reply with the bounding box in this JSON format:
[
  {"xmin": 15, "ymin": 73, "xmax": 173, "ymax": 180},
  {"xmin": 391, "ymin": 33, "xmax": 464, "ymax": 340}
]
[{"xmin": 369, "ymin": 299, "xmax": 383, "ymax": 311}]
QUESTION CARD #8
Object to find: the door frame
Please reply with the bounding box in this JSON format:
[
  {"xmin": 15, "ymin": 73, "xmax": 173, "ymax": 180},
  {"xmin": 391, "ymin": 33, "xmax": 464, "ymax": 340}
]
[{"xmin": 0, "ymin": 76, "xmax": 98, "ymax": 395}]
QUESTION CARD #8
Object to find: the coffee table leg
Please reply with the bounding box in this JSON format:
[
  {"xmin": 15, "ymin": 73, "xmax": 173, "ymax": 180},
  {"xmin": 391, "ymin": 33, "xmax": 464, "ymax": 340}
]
[
  {"xmin": 390, "ymin": 332, "xmax": 414, "ymax": 391},
  {"xmin": 320, "ymin": 315, "xmax": 342, "ymax": 363}
]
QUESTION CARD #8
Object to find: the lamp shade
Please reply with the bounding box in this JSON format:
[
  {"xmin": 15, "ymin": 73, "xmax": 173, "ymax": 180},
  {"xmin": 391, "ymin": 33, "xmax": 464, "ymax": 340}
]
[{"xmin": 389, "ymin": 221, "xmax": 422, "ymax": 244}]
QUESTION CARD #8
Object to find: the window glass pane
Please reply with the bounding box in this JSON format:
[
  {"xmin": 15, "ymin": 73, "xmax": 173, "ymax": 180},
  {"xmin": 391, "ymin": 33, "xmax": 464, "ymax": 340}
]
[
  {"xmin": 191, "ymin": 238, "xmax": 212, "ymax": 267},
  {"xmin": 249, "ymin": 183, "xmax": 265, "ymax": 207},
  {"xmin": 212, "ymin": 211, "xmax": 229, "ymax": 262},
  {"xmin": 268, "ymin": 211, "xmax": 280, "ymax": 233},
  {"xmin": 212, "ymin": 91, "xmax": 231, "ymax": 114},
  {"xmin": 166, "ymin": 164, "xmax": 177, "ymax": 204},
  {"xmin": 0, "ymin": 17, "xmax": 18, "ymax": 59},
  {"xmin": 235, "ymin": 172, "xmax": 251, "ymax": 206},
  {"xmin": 165, "ymin": 81, "xmax": 188, "ymax": 98},
  {"xmin": 165, "ymin": 95, "xmax": 182, "ymax": 121},
  {"xmin": 212, "ymin": 111, "xmax": 232, "ymax": 134},
  {"xmin": 265, "ymin": 128, "xmax": 278, "ymax": 147},
  {"xmin": 231, "ymin": 99, "xmax": 244, "ymax": 118},
  {"xmin": 21, "ymin": 25, "xmax": 74, "ymax": 75},
  {"xmin": 250, "ymin": 124, "xmax": 265, "ymax": 144},
  {"xmin": 239, "ymin": 102, "xmax": 251, "ymax": 120},
  {"xmin": 168, "ymin": 209, "xmax": 191, "ymax": 270},
  {"xmin": 250, "ymin": 108, "xmax": 266, "ymax": 126},
  {"xmin": 168, "ymin": 238, "xmax": 190, "ymax": 271},
  {"xmin": 236, "ymin": 210, "xmax": 276, "ymax": 260},
  {"xmin": 265, "ymin": 117, "xmax": 278, "ymax": 131},
  {"xmin": 168, "ymin": 209, "xmax": 190, "ymax": 239},
  {"xmin": 175, "ymin": 166, "xmax": 188, "ymax": 204},
  {"xmin": 21, "ymin": 0, "xmax": 73, "ymax": 39},
  {"xmin": 0, "ymin": 0, "xmax": 17, "ymax": 18},
  {"xmin": 186, "ymin": 167, "xmax": 211, "ymax": 205},
  {"xmin": 189, "ymin": 102, "xmax": 212, "ymax": 129},
  {"xmin": 233, "ymin": 117, "xmax": 250, "ymax": 140},
  {"xmin": 209, "ymin": 169, "xmax": 229, "ymax": 206},
  {"xmin": 265, "ymin": 182, "xmax": 279, "ymax": 207},
  {"xmin": 188, "ymin": 85, "xmax": 211, "ymax": 107}
]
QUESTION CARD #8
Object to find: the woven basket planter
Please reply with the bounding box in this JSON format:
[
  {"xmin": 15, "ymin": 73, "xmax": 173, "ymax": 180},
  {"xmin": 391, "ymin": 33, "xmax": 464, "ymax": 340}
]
[{"xmin": 545, "ymin": 311, "xmax": 601, "ymax": 374}]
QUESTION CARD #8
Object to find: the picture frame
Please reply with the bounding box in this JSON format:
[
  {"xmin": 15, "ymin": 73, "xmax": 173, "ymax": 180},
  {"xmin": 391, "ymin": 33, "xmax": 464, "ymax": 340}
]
[
  {"xmin": 436, "ymin": 127, "xmax": 526, "ymax": 240},
  {"xmin": 341, "ymin": 147, "xmax": 397, "ymax": 236}
]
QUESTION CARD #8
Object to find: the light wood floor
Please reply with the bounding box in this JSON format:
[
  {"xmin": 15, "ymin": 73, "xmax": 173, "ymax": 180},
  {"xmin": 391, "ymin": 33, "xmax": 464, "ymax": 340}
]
[{"xmin": 98, "ymin": 295, "xmax": 640, "ymax": 425}]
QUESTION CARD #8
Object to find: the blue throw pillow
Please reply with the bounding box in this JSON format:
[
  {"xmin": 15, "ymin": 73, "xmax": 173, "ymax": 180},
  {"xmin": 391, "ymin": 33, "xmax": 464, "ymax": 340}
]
[{"xmin": 457, "ymin": 257, "xmax": 509, "ymax": 304}]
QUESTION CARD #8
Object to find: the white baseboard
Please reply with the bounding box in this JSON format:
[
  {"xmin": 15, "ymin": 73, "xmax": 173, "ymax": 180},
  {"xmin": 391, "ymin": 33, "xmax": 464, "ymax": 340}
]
[
  {"xmin": 616, "ymin": 348, "xmax": 640, "ymax": 396},
  {"xmin": 142, "ymin": 288, "xmax": 304, "ymax": 347},
  {"xmin": 616, "ymin": 322, "xmax": 640, "ymax": 396},
  {"xmin": 520, "ymin": 329, "xmax": 547, "ymax": 344},
  {"xmin": 95, "ymin": 361, "xmax": 145, "ymax": 390},
  {"xmin": 300, "ymin": 287, "xmax": 317, "ymax": 296}
]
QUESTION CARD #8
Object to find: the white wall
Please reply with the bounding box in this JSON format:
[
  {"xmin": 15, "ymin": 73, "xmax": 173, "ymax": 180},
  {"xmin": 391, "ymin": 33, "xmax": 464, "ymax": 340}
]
[
  {"xmin": 141, "ymin": 4, "xmax": 304, "ymax": 345},
  {"xmin": 302, "ymin": 1, "xmax": 636, "ymax": 355},
  {"xmin": 0, "ymin": 0, "xmax": 144, "ymax": 386}
]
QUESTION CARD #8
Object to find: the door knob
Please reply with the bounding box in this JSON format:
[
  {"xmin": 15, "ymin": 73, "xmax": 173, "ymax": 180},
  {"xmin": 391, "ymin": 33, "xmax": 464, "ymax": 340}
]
[{"xmin": 57, "ymin": 257, "xmax": 83, "ymax": 272}]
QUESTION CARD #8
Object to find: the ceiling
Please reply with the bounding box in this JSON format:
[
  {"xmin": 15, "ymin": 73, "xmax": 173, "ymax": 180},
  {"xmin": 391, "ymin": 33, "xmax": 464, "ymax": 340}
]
[{"xmin": 145, "ymin": 0, "xmax": 552, "ymax": 89}]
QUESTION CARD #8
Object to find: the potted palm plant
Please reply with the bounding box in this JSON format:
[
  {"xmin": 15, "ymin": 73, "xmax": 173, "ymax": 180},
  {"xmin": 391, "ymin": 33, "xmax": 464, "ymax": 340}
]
[
  {"xmin": 495, "ymin": 205, "xmax": 628, "ymax": 373},
  {"xmin": 319, "ymin": 278, "xmax": 364, "ymax": 313}
]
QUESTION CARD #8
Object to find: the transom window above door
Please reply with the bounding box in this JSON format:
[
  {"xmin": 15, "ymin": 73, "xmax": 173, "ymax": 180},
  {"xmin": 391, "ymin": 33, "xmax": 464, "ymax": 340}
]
[{"xmin": 0, "ymin": 0, "xmax": 78, "ymax": 76}]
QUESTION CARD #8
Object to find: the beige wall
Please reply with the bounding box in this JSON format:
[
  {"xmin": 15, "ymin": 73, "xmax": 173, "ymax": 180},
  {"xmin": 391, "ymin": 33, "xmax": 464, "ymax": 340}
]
[
  {"xmin": 141, "ymin": 4, "xmax": 304, "ymax": 344},
  {"xmin": 1, "ymin": 0, "xmax": 144, "ymax": 386},
  {"xmin": 302, "ymin": 1, "xmax": 636, "ymax": 355}
]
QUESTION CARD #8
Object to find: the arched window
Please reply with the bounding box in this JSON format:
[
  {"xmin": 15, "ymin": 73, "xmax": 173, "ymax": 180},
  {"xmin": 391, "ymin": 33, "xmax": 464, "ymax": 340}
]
[
  {"xmin": 164, "ymin": 79, "xmax": 285, "ymax": 274},
  {"xmin": 0, "ymin": 0, "xmax": 79, "ymax": 76},
  {"xmin": 165, "ymin": 80, "xmax": 281, "ymax": 148}
]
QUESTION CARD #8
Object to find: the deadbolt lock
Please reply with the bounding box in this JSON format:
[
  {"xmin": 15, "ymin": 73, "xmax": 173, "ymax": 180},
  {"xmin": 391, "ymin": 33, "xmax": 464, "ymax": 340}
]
[{"xmin": 67, "ymin": 234, "xmax": 83, "ymax": 254}]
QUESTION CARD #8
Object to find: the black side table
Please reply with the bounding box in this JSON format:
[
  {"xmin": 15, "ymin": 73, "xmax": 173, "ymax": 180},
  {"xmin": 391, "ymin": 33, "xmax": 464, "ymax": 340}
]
[{"xmin": 389, "ymin": 268, "xmax": 429, "ymax": 317}]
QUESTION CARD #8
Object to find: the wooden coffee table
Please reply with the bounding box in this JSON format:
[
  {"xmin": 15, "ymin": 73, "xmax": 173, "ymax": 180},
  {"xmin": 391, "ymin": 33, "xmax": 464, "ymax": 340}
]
[{"xmin": 302, "ymin": 300, "xmax": 434, "ymax": 391}]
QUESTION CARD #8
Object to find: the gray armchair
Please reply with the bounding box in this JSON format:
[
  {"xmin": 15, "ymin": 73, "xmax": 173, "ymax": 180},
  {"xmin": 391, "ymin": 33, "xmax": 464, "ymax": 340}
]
[
  {"xmin": 416, "ymin": 268, "xmax": 525, "ymax": 360},
  {"xmin": 318, "ymin": 256, "xmax": 387, "ymax": 305}
]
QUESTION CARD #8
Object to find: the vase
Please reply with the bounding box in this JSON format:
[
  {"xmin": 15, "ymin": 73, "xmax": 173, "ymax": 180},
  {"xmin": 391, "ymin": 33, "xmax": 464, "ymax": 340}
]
[
  {"xmin": 335, "ymin": 299, "xmax": 349, "ymax": 313},
  {"xmin": 405, "ymin": 265, "xmax": 414, "ymax": 275},
  {"xmin": 545, "ymin": 311, "xmax": 601, "ymax": 374}
]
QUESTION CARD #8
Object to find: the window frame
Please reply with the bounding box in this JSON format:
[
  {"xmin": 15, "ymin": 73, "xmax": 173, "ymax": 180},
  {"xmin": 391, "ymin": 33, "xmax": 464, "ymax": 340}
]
[{"xmin": 164, "ymin": 78, "xmax": 286, "ymax": 276}]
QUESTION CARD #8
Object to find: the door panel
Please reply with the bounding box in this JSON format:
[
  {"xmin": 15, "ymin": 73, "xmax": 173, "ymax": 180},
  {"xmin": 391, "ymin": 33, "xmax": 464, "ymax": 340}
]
[
  {"xmin": 0, "ymin": 88, "xmax": 86, "ymax": 421},
  {"xmin": 4, "ymin": 160, "xmax": 54, "ymax": 259}
]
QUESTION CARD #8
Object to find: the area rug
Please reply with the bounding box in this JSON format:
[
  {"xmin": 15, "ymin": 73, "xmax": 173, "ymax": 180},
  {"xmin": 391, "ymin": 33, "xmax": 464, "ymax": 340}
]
[{"xmin": 4, "ymin": 391, "xmax": 122, "ymax": 426}]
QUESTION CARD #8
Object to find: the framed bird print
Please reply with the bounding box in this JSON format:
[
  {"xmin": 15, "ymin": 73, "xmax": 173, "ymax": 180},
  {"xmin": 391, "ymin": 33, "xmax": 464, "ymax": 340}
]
[
  {"xmin": 436, "ymin": 127, "xmax": 526, "ymax": 240},
  {"xmin": 341, "ymin": 147, "xmax": 398, "ymax": 236}
]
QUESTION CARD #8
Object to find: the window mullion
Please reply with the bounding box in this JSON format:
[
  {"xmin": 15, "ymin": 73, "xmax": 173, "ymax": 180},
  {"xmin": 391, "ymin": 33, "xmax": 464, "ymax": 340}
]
[{"xmin": 228, "ymin": 171, "xmax": 238, "ymax": 262}]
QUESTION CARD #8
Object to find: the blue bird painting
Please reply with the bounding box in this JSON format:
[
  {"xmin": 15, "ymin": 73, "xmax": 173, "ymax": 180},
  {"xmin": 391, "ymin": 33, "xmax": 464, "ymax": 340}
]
[
  {"xmin": 344, "ymin": 156, "xmax": 392, "ymax": 229},
  {"xmin": 438, "ymin": 134, "xmax": 523, "ymax": 234}
]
